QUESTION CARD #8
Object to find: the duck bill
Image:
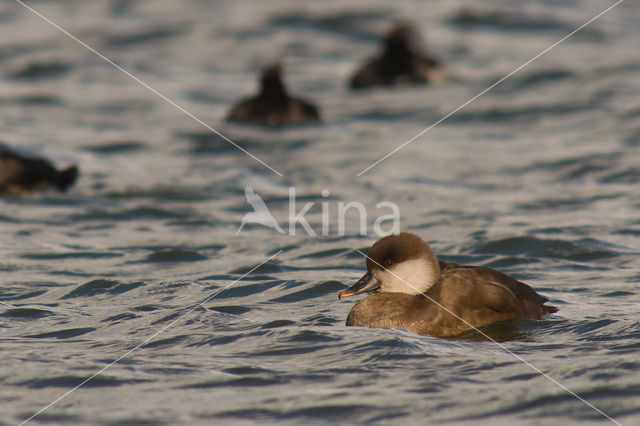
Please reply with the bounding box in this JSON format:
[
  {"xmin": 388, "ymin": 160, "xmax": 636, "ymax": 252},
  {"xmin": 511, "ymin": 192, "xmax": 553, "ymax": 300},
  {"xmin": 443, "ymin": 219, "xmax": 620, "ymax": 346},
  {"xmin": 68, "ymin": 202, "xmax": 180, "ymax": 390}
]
[{"xmin": 338, "ymin": 271, "xmax": 380, "ymax": 299}]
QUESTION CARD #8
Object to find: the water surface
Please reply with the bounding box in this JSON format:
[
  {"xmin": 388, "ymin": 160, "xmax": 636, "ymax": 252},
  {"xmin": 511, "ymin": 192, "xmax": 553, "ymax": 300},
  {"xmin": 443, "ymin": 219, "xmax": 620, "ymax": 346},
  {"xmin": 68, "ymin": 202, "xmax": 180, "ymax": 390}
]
[{"xmin": 0, "ymin": 0, "xmax": 639, "ymax": 424}]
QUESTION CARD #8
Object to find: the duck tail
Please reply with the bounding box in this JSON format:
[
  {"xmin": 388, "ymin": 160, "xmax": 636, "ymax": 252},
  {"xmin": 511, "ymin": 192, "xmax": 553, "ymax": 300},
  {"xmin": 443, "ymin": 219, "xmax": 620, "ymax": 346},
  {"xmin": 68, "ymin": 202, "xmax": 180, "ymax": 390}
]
[
  {"xmin": 57, "ymin": 165, "xmax": 78, "ymax": 191},
  {"xmin": 523, "ymin": 298, "xmax": 558, "ymax": 320}
]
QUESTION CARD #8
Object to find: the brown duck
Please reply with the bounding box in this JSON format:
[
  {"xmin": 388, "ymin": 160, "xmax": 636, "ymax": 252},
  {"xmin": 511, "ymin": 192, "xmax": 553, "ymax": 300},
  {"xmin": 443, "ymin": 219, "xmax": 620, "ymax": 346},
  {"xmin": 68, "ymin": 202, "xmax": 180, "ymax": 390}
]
[
  {"xmin": 349, "ymin": 22, "xmax": 447, "ymax": 89},
  {"xmin": 0, "ymin": 146, "xmax": 78, "ymax": 194},
  {"xmin": 339, "ymin": 233, "xmax": 557, "ymax": 338},
  {"xmin": 226, "ymin": 62, "xmax": 320, "ymax": 127}
]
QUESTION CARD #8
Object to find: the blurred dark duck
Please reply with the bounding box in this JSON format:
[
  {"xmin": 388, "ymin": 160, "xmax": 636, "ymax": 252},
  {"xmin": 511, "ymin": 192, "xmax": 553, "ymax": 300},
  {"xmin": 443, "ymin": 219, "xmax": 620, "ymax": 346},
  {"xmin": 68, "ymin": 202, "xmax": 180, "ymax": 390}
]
[
  {"xmin": 0, "ymin": 146, "xmax": 78, "ymax": 194},
  {"xmin": 349, "ymin": 22, "xmax": 447, "ymax": 89},
  {"xmin": 226, "ymin": 63, "xmax": 320, "ymax": 127},
  {"xmin": 339, "ymin": 233, "xmax": 557, "ymax": 338}
]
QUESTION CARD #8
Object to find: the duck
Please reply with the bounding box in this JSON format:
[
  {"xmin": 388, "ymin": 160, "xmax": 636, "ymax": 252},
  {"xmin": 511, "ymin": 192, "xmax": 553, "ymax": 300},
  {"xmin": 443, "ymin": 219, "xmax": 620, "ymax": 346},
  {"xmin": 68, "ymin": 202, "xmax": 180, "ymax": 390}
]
[
  {"xmin": 349, "ymin": 22, "xmax": 447, "ymax": 89},
  {"xmin": 226, "ymin": 62, "xmax": 320, "ymax": 127},
  {"xmin": 0, "ymin": 146, "xmax": 78, "ymax": 194},
  {"xmin": 339, "ymin": 233, "xmax": 557, "ymax": 338}
]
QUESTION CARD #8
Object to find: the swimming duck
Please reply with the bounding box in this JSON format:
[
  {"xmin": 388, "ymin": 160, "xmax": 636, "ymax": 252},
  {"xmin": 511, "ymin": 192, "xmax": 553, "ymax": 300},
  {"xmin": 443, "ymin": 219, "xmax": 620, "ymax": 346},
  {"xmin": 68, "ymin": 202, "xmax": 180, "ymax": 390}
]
[
  {"xmin": 339, "ymin": 233, "xmax": 557, "ymax": 338},
  {"xmin": 226, "ymin": 62, "xmax": 320, "ymax": 127},
  {"xmin": 349, "ymin": 22, "xmax": 446, "ymax": 89},
  {"xmin": 0, "ymin": 146, "xmax": 78, "ymax": 194}
]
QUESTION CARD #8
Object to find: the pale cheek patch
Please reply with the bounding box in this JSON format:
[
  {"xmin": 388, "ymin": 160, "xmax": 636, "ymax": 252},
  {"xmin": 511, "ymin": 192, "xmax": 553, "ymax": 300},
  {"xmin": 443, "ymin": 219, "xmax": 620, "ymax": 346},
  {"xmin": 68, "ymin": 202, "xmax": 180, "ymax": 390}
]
[
  {"xmin": 383, "ymin": 258, "xmax": 437, "ymax": 294},
  {"xmin": 372, "ymin": 269, "xmax": 410, "ymax": 294},
  {"xmin": 372, "ymin": 269, "xmax": 385, "ymax": 284},
  {"xmin": 380, "ymin": 269, "xmax": 420, "ymax": 295}
]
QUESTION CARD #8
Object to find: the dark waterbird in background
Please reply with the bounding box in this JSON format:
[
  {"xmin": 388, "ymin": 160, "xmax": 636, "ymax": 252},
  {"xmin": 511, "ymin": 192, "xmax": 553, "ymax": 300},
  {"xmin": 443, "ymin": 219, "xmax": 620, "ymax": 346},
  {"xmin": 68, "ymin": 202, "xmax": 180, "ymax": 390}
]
[
  {"xmin": 339, "ymin": 233, "xmax": 557, "ymax": 338},
  {"xmin": 349, "ymin": 21, "xmax": 447, "ymax": 89},
  {"xmin": 0, "ymin": 146, "xmax": 78, "ymax": 194},
  {"xmin": 226, "ymin": 62, "xmax": 321, "ymax": 127}
]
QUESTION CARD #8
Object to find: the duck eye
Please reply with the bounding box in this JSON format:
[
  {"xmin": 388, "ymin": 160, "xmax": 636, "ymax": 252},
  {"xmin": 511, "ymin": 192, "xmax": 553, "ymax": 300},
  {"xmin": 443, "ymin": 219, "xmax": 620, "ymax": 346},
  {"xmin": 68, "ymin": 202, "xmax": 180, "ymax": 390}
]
[{"xmin": 384, "ymin": 259, "xmax": 393, "ymax": 268}]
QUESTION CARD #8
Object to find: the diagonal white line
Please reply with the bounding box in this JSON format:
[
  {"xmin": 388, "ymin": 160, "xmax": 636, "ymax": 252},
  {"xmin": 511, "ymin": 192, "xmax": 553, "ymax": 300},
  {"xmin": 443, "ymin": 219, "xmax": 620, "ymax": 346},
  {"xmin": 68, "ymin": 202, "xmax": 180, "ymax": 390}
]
[
  {"xmin": 354, "ymin": 250, "xmax": 621, "ymax": 425},
  {"xmin": 357, "ymin": 0, "xmax": 624, "ymax": 176},
  {"xmin": 13, "ymin": 0, "xmax": 284, "ymax": 177},
  {"xmin": 18, "ymin": 250, "xmax": 283, "ymax": 426}
]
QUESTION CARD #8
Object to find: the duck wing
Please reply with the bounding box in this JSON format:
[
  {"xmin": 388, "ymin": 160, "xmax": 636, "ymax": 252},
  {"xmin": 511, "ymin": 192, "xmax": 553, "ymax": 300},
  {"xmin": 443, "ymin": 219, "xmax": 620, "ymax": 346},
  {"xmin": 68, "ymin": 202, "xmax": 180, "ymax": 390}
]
[
  {"xmin": 226, "ymin": 97, "xmax": 256, "ymax": 123},
  {"xmin": 294, "ymin": 97, "xmax": 320, "ymax": 121},
  {"xmin": 439, "ymin": 266, "xmax": 557, "ymax": 320},
  {"xmin": 472, "ymin": 266, "xmax": 557, "ymax": 319},
  {"xmin": 349, "ymin": 58, "xmax": 386, "ymax": 89}
]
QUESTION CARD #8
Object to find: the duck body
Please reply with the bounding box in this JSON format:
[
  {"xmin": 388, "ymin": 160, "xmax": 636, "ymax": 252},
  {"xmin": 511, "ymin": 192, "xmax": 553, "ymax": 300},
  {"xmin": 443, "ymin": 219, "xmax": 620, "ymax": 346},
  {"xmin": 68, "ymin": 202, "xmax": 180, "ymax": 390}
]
[
  {"xmin": 227, "ymin": 63, "xmax": 320, "ymax": 127},
  {"xmin": 227, "ymin": 93, "xmax": 319, "ymax": 127},
  {"xmin": 340, "ymin": 234, "xmax": 557, "ymax": 338},
  {"xmin": 0, "ymin": 147, "xmax": 78, "ymax": 194},
  {"xmin": 349, "ymin": 22, "xmax": 446, "ymax": 90}
]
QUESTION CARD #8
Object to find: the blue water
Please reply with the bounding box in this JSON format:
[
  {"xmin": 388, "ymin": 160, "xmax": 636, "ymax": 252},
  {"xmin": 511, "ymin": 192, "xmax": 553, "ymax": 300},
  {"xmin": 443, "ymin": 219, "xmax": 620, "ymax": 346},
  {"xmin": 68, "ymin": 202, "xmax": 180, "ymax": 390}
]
[{"xmin": 1, "ymin": 0, "xmax": 639, "ymax": 424}]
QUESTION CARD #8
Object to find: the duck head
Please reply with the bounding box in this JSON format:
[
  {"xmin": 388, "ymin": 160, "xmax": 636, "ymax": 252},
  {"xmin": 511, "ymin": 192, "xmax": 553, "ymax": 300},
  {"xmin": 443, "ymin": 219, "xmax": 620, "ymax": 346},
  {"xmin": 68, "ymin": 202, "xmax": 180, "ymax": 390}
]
[
  {"xmin": 383, "ymin": 22, "xmax": 421, "ymax": 60},
  {"xmin": 339, "ymin": 233, "xmax": 440, "ymax": 299}
]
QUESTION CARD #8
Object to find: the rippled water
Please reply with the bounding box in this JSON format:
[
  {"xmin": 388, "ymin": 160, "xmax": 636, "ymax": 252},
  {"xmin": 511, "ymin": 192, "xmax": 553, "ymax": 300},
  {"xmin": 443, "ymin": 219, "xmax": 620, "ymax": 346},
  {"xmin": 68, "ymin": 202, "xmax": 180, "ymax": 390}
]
[{"xmin": 1, "ymin": 0, "xmax": 639, "ymax": 424}]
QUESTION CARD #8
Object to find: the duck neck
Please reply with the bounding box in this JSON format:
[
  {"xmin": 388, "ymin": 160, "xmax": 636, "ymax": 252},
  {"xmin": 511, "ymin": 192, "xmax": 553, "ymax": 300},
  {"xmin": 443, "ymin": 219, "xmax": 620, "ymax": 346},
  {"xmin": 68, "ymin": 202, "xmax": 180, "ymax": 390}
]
[
  {"xmin": 383, "ymin": 39, "xmax": 414, "ymax": 66},
  {"xmin": 406, "ymin": 256, "xmax": 440, "ymax": 294},
  {"xmin": 260, "ymin": 74, "xmax": 288, "ymax": 101}
]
